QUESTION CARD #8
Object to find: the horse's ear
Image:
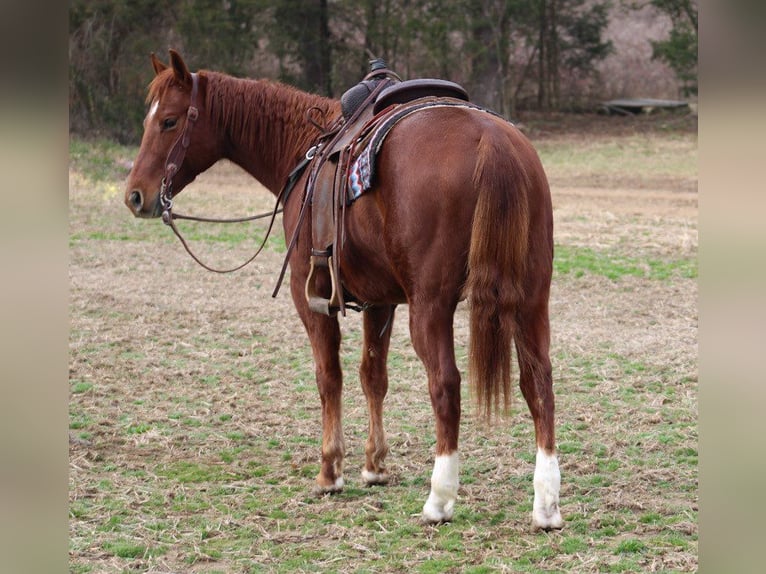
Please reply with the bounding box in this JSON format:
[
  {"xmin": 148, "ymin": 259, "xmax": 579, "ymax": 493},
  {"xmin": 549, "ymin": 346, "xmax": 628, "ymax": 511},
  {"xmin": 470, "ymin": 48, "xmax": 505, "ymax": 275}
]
[
  {"xmin": 151, "ymin": 52, "xmax": 167, "ymax": 76},
  {"xmin": 169, "ymin": 49, "xmax": 193, "ymax": 87}
]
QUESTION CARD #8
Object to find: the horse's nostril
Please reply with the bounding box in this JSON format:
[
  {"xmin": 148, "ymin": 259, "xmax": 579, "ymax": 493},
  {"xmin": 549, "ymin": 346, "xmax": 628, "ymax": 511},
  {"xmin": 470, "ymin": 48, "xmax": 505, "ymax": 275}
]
[{"xmin": 129, "ymin": 190, "xmax": 143, "ymax": 210}]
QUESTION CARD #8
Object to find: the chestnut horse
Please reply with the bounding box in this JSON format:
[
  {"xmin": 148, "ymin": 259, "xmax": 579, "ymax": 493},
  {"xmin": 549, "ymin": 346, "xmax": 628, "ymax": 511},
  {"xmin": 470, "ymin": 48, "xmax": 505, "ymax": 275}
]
[{"xmin": 124, "ymin": 50, "xmax": 562, "ymax": 529}]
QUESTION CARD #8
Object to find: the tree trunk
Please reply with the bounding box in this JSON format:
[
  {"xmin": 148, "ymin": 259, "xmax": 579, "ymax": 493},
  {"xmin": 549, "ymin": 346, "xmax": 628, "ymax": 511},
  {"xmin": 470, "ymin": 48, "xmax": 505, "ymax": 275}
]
[
  {"xmin": 300, "ymin": 0, "xmax": 331, "ymax": 95},
  {"xmin": 318, "ymin": 0, "xmax": 331, "ymax": 95},
  {"xmin": 538, "ymin": 0, "xmax": 547, "ymax": 110},
  {"xmin": 549, "ymin": 0, "xmax": 559, "ymax": 110},
  {"xmin": 538, "ymin": 0, "xmax": 560, "ymax": 111},
  {"xmin": 470, "ymin": 1, "xmax": 513, "ymax": 114}
]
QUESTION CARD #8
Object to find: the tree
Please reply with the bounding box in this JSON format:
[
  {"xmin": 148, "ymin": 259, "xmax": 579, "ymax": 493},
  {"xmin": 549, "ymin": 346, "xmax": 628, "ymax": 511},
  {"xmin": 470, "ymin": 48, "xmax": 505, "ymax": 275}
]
[
  {"xmin": 267, "ymin": 0, "xmax": 332, "ymax": 95},
  {"xmin": 68, "ymin": 0, "xmax": 629, "ymax": 141},
  {"xmin": 648, "ymin": 0, "xmax": 697, "ymax": 96},
  {"xmin": 537, "ymin": 0, "xmax": 558, "ymax": 110},
  {"xmin": 69, "ymin": 0, "xmax": 262, "ymax": 142},
  {"xmin": 176, "ymin": 0, "xmax": 260, "ymax": 77},
  {"xmin": 69, "ymin": 0, "xmax": 177, "ymax": 140},
  {"xmin": 467, "ymin": 0, "xmax": 515, "ymax": 116},
  {"xmin": 465, "ymin": 0, "xmax": 612, "ymax": 113},
  {"xmin": 537, "ymin": 0, "xmax": 612, "ymax": 111}
]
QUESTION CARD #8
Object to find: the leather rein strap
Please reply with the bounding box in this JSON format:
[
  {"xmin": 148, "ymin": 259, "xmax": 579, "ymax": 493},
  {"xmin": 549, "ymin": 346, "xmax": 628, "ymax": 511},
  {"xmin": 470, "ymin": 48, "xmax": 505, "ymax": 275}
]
[{"xmin": 159, "ymin": 72, "xmax": 284, "ymax": 274}]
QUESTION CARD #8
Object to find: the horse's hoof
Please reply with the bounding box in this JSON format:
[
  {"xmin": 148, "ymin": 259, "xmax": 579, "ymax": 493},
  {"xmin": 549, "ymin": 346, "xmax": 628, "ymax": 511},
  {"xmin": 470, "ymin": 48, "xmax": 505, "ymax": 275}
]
[
  {"xmin": 361, "ymin": 469, "xmax": 390, "ymax": 486},
  {"xmin": 422, "ymin": 498, "xmax": 455, "ymax": 523},
  {"xmin": 531, "ymin": 508, "xmax": 564, "ymax": 531},
  {"xmin": 312, "ymin": 476, "xmax": 344, "ymax": 496}
]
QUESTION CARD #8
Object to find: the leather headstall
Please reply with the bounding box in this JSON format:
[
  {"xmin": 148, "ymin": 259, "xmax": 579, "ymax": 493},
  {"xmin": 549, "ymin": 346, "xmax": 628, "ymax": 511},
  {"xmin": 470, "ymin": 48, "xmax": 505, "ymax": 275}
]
[{"xmin": 160, "ymin": 72, "xmax": 200, "ymax": 221}]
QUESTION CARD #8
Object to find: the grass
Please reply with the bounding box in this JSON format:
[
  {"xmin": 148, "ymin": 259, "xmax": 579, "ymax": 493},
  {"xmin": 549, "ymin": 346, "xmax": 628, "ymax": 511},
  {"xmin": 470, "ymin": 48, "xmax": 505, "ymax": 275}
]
[
  {"xmin": 169, "ymin": 220, "xmax": 287, "ymax": 251},
  {"xmin": 535, "ymin": 130, "xmax": 697, "ymax": 187},
  {"xmin": 69, "ymin": 138, "xmax": 136, "ymax": 183},
  {"xmin": 69, "ymin": 119, "xmax": 697, "ymax": 573},
  {"xmin": 554, "ymin": 244, "xmax": 697, "ymax": 281}
]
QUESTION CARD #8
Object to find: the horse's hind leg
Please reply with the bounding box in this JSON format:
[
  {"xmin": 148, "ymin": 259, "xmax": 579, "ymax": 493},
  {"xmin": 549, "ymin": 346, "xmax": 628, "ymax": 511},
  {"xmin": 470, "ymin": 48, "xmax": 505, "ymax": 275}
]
[
  {"xmin": 515, "ymin": 297, "xmax": 564, "ymax": 531},
  {"xmin": 359, "ymin": 305, "xmax": 396, "ymax": 485},
  {"xmin": 408, "ymin": 302, "xmax": 461, "ymax": 523}
]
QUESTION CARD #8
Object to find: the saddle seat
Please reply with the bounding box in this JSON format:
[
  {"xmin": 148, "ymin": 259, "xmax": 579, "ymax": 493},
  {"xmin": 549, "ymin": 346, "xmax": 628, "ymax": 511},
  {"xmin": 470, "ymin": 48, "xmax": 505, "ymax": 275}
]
[{"xmin": 373, "ymin": 79, "xmax": 468, "ymax": 114}]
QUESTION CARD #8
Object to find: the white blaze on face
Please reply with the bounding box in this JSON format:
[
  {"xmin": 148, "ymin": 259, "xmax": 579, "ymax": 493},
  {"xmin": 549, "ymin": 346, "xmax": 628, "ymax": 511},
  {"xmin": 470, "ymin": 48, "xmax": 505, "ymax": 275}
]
[
  {"xmin": 422, "ymin": 452, "xmax": 459, "ymax": 522},
  {"xmin": 147, "ymin": 99, "xmax": 159, "ymax": 122}
]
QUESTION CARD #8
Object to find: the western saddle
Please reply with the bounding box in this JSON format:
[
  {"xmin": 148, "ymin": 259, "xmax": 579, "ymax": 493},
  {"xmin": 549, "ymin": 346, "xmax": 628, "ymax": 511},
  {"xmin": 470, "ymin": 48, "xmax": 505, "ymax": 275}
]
[{"xmin": 278, "ymin": 59, "xmax": 469, "ymax": 317}]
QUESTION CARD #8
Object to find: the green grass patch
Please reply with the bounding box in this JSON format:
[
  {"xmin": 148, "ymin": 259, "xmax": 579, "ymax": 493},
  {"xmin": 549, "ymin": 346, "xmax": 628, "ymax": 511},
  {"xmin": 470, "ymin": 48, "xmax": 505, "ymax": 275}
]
[
  {"xmin": 615, "ymin": 538, "xmax": 647, "ymax": 554},
  {"xmin": 561, "ymin": 535, "xmax": 589, "ymax": 554},
  {"xmin": 102, "ymin": 540, "xmax": 153, "ymax": 559},
  {"xmin": 639, "ymin": 512, "xmax": 663, "ymax": 525},
  {"xmin": 555, "ymin": 244, "xmax": 697, "ymax": 281},
  {"xmin": 219, "ymin": 446, "xmax": 246, "ymax": 463},
  {"xmin": 162, "ymin": 221, "xmax": 286, "ymax": 251},
  {"xmin": 71, "ymin": 381, "xmax": 94, "ymax": 394},
  {"xmin": 69, "ymin": 411, "xmax": 92, "ymax": 430},
  {"xmin": 126, "ymin": 422, "xmax": 152, "ymax": 435}
]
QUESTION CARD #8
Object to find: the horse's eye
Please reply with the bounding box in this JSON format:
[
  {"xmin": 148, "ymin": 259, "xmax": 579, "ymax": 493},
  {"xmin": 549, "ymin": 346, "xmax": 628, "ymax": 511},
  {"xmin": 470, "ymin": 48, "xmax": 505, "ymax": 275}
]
[{"xmin": 161, "ymin": 118, "xmax": 177, "ymax": 131}]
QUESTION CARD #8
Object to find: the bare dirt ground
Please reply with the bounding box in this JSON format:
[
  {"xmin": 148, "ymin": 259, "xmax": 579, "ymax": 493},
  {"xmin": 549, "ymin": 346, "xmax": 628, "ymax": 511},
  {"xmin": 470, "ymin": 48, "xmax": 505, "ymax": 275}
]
[{"xmin": 69, "ymin": 114, "xmax": 697, "ymax": 573}]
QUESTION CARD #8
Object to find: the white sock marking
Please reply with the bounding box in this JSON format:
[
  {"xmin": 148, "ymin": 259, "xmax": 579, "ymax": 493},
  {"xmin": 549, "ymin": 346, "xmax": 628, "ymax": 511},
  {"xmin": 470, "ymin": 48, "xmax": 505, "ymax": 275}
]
[
  {"xmin": 532, "ymin": 447, "xmax": 563, "ymax": 529},
  {"xmin": 422, "ymin": 452, "xmax": 459, "ymax": 522},
  {"xmin": 361, "ymin": 469, "xmax": 388, "ymax": 484}
]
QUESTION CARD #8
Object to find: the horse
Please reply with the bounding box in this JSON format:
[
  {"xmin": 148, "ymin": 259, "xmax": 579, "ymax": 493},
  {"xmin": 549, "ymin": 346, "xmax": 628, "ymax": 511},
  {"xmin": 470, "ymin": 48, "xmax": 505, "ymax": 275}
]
[{"xmin": 124, "ymin": 49, "xmax": 563, "ymax": 529}]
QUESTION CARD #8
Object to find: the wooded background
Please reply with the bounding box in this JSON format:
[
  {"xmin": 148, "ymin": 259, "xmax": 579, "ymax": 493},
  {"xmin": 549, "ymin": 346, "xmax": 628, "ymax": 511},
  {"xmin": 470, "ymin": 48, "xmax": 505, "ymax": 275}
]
[{"xmin": 69, "ymin": 0, "xmax": 697, "ymax": 143}]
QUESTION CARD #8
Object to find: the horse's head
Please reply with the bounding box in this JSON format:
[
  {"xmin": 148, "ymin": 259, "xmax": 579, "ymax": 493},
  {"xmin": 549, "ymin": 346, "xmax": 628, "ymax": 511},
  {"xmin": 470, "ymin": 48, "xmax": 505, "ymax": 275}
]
[{"xmin": 125, "ymin": 50, "xmax": 218, "ymax": 218}]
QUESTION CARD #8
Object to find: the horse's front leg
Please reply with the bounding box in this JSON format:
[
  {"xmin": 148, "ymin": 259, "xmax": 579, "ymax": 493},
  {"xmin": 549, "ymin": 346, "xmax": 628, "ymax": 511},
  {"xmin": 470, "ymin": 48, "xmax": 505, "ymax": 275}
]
[
  {"xmin": 290, "ymin": 274, "xmax": 345, "ymax": 493},
  {"xmin": 408, "ymin": 302, "xmax": 461, "ymax": 523},
  {"xmin": 359, "ymin": 305, "xmax": 396, "ymax": 485}
]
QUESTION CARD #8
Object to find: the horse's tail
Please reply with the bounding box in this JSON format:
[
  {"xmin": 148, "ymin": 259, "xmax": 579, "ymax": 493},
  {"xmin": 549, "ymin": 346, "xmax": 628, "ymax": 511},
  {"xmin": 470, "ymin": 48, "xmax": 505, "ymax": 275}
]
[{"xmin": 466, "ymin": 129, "xmax": 530, "ymax": 420}]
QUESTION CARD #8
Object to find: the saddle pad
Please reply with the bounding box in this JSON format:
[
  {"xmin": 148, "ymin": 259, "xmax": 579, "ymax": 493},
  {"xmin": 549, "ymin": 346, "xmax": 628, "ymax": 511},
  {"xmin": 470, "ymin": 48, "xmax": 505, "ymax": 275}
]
[{"xmin": 348, "ymin": 98, "xmax": 506, "ymax": 200}]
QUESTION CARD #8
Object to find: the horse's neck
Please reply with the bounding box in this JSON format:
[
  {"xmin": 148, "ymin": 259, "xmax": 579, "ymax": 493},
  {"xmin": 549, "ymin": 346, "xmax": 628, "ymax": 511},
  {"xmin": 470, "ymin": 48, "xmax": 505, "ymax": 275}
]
[{"xmin": 210, "ymin": 73, "xmax": 338, "ymax": 194}]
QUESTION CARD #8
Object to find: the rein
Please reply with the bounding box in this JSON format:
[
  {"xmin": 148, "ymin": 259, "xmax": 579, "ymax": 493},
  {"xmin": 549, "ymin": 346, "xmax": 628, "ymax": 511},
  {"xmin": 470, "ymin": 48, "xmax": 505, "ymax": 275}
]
[{"xmin": 158, "ymin": 72, "xmax": 284, "ymax": 274}]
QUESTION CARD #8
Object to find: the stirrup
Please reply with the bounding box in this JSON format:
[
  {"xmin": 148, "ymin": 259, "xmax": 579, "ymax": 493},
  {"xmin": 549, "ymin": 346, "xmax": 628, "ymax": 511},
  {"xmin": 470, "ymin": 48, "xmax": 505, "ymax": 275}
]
[{"xmin": 305, "ymin": 253, "xmax": 341, "ymax": 316}]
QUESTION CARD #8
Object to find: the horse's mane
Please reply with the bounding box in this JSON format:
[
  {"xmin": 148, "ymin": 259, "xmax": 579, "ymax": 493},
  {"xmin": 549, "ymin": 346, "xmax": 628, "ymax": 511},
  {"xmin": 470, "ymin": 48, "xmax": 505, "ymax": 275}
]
[{"xmin": 147, "ymin": 69, "xmax": 340, "ymax": 164}]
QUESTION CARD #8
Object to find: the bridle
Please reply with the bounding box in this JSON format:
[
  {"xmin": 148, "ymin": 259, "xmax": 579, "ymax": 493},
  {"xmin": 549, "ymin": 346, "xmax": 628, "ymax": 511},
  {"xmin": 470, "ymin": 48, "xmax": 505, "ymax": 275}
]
[{"xmin": 158, "ymin": 72, "xmax": 283, "ymax": 273}]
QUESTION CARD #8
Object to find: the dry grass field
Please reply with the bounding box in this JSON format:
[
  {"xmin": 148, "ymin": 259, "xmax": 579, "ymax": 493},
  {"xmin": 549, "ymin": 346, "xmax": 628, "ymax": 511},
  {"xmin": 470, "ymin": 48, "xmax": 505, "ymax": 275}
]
[{"xmin": 69, "ymin": 112, "xmax": 697, "ymax": 573}]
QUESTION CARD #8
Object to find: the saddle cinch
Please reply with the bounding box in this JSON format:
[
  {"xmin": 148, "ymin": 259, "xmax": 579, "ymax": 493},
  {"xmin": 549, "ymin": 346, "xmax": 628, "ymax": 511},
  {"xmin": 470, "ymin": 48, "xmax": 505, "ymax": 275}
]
[{"xmin": 297, "ymin": 59, "xmax": 469, "ymax": 317}]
